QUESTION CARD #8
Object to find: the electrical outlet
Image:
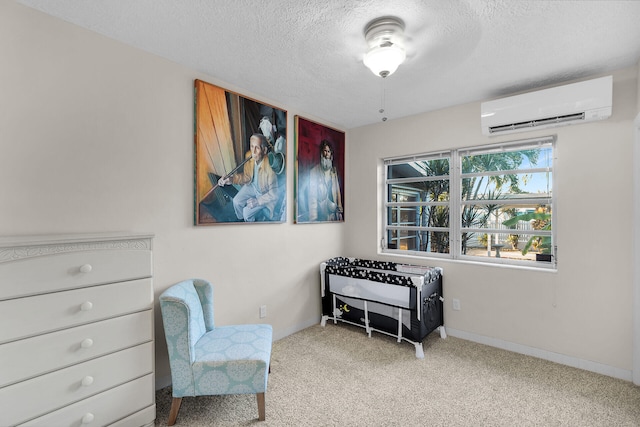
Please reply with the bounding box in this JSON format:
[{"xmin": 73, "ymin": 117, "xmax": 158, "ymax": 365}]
[
  {"xmin": 259, "ymin": 305, "xmax": 267, "ymax": 318},
  {"xmin": 452, "ymin": 299, "xmax": 461, "ymax": 311}
]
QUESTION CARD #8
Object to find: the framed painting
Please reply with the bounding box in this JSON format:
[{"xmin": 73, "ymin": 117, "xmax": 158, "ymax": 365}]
[
  {"xmin": 294, "ymin": 116, "xmax": 345, "ymax": 223},
  {"xmin": 194, "ymin": 80, "xmax": 287, "ymax": 225}
]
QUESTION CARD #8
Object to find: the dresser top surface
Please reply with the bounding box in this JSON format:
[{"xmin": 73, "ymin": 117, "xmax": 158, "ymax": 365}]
[{"xmin": 0, "ymin": 232, "xmax": 154, "ymax": 248}]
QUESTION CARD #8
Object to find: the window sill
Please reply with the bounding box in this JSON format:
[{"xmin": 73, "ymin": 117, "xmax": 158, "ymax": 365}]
[{"xmin": 380, "ymin": 249, "xmax": 558, "ymax": 272}]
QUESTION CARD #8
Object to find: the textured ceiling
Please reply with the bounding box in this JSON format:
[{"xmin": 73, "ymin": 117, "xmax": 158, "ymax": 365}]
[{"xmin": 15, "ymin": 0, "xmax": 640, "ymax": 129}]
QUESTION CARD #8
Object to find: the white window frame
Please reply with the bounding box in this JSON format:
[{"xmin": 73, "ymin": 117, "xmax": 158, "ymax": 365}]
[
  {"xmin": 382, "ymin": 136, "xmax": 556, "ymax": 269},
  {"xmin": 383, "ymin": 150, "xmax": 452, "ymax": 259}
]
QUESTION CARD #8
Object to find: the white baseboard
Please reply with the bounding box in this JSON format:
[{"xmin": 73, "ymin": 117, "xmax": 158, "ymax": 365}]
[{"xmin": 445, "ymin": 327, "xmax": 632, "ymax": 382}]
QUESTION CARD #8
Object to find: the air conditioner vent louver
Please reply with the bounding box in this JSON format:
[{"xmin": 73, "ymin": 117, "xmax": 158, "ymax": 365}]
[
  {"xmin": 489, "ymin": 112, "xmax": 585, "ymax": 134},
  {"xmin": 481, "ymin": 76, "xmax": 612, "ymax": 136}
]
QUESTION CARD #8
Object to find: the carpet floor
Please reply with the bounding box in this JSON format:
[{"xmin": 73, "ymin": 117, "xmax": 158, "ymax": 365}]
[{"xmin": 155, "ymin": 323, "xmax": 640, "ymax": 426}]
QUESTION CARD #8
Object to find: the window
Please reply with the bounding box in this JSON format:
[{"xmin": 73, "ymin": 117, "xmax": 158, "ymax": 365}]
[
  {"xmin": 383, "ymin": 136, "xmax": 555, "ymax": 268},
  {"xmin": 385, "ymin": 152, "xmax": 451, "ymax": 255}
]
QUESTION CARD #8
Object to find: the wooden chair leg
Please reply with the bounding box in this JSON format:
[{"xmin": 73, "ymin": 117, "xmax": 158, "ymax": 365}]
[
  {"xmin": 256, "ymin": 392, "xmax": 265, "ymax": 421},
  {"xmin": 168, "ymin": 397, "xmax": 182, "ymax": 426}
]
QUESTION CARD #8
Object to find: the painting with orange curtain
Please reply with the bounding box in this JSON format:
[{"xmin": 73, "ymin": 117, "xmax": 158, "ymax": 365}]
[{"xmin": 194, "ymin": 80, "xmax": 287, "ymax": 225}]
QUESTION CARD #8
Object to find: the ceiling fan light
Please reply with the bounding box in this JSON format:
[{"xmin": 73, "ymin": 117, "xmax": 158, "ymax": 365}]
[
  {"xmin": 363, "ymin": 44, "xmax": 406, "ymax": 77},
  {"xmin": 363, "ymin": 16, "xmax": 407, "ymax": 78}
]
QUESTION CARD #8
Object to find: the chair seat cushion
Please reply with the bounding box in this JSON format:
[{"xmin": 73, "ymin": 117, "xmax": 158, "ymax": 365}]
[{"xmin": 191, "ymin": 324, "xmax": 272, "ymax": 395}]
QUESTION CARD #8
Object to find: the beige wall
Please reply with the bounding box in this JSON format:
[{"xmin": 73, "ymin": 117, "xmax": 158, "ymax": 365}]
[
  {"xmin": 346, "ymin": 67, "xmax": 637, "ymax": 377},
  {"xmin": 1, "ymin": 2, "xmax": 344, "ymax": 387},
  {"xmin": 637, "ymin": 60, "xmax": 640, "ymax": 113},
  {"xmin": 634, "ymin": 60, "xmax": 640, "ymax": 384}
]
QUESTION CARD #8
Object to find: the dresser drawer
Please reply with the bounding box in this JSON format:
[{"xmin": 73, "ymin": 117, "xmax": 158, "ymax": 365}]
[
  {"xmin": 0, "ymin": 278, "xmax": 152, "ymax": 344},
  {"xmin": 0, "ymin": 248, "xmax": 151, "ymax": 300},
  {"xmin": 17, "ymin": 374, "xmax": 155, "ymax": 427},
  {"xmin": 108, "ymin": 404, "xmax": 156, "ymax": 427},
  {"xmin": 0, "ymin": 310, "xmax": 152, "ymax": 388},
  {"xmin": 2, "ymin": 342, "xmax": 153, "ymax": 426}
]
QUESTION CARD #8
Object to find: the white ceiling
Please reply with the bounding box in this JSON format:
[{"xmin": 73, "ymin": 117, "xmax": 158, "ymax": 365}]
[{"xmin": 15, "ymin": 0, "xmax": 640, "ymax": 129}]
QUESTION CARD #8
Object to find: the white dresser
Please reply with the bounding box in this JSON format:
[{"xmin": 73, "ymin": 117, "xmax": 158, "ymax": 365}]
[{"xmin": 0, "ymin": 233, "xmax": 156, "ymax": 427}]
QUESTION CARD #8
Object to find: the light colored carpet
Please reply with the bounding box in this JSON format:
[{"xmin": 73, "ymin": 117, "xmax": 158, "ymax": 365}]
[{"xmin": 155, "ymin": 323, "xmax": 640, "ymax": 426}]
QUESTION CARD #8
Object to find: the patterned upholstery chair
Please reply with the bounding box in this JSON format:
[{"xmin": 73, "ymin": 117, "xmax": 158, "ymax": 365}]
[{"xmin": 159, "ymin": 279, "xmax": 273, "ymax": 425}]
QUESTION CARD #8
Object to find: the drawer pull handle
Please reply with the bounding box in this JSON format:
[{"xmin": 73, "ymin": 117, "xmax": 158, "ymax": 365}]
[
  {"xmin": 82, "ymin": 413, "xmax": 95, "ymax": 424},
  {"xmin": 79, "ymin": 264, "xmax": 93, "ymax": 273},
  {"xmin": 80, "ymin": 301, "xmax": 93, "ymax": 311},
  {"xmin": 81, "ymin": 338, "xmax": 94, "ymax": 348},
  {"xmin": 81, "ymin": 376, "xmax": 94, "ymax": 386}
]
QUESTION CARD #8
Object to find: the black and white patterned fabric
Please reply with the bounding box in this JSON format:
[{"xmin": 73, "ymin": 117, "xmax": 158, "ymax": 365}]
[
  {"xmin": 324, "ymin": 257, "xmax": 442, "ymax": 287},
  {"xmin": 325, "ymin": 257, "xmax": 352, "ymax": 268},
  {"xmin": 351, "ymin": 258, "xmax": 399, "ymax": 271}
]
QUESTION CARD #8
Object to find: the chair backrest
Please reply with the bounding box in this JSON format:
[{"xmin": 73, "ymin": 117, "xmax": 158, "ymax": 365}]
[{"xmin": 159, "ymin": 279, "xmax": 215, "ymax": 377}]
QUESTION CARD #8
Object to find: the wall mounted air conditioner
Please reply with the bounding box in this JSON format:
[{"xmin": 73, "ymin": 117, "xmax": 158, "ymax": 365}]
[{"xmin": 481, "ymin": 75, "xmax": 612, "ymax": 136}]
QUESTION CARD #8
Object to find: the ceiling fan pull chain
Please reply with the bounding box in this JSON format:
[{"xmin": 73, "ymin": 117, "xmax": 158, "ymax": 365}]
[{"xmin": 380, "ymin": 78, "xmax": 388, "ymax": 122}]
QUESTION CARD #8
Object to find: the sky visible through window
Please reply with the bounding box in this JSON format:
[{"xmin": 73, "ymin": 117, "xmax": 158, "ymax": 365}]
[{"xmin": 518, "ymin": 147, "xmax": 552, "ymax": 194}]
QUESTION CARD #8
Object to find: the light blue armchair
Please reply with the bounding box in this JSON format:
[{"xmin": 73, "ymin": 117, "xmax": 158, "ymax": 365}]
[{"xmin": 159, "ymin": 279, "xmax": 273, "ymax": 425}]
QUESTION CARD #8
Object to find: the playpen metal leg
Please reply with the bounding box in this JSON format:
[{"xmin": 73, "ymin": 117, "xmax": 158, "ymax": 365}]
[
  {"xmin": 320, "ymin": 315, "xmax": 329, "ymax": 327},
  {"xmin": 363, "ymin": 300, "xmax": 371, "ymax": 337},
  {"xmin": 397, "ymin": 308, "xmax": 403, "ymax": 342},
  {"xmin": 332, "ymin": 294, "xmax": 338, "ymax": 324},
  {"xmin": 414, "ymin": 342, "xmax": 425, "ymax": 359},
  {"xmin": 439, "ymin": 325, "xmax": 447, "ymax": 339}
]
